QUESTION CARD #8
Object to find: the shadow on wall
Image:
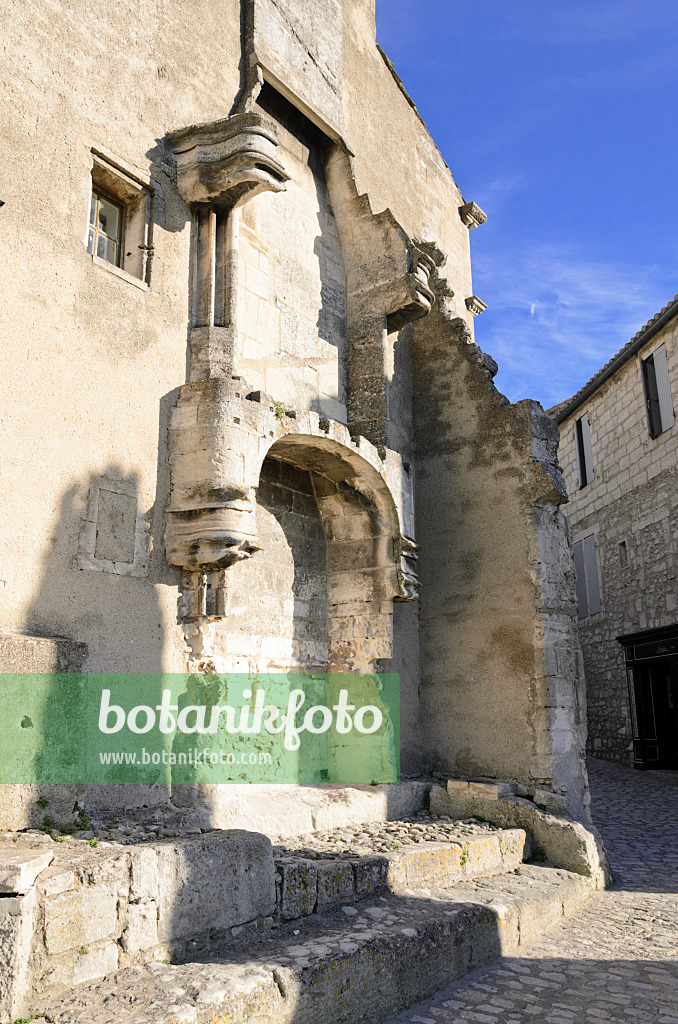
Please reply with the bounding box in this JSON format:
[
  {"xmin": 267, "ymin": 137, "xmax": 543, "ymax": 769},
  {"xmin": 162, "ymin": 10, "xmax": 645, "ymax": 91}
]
[{"xmin": 19, "ymin": 463, "xmax": 171, "ymax": 824}]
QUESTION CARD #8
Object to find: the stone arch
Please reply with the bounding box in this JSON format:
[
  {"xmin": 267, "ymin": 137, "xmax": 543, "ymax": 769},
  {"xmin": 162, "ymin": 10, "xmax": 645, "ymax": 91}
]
[
  {"xmin": 258, "ymin": 433, "xmax": 403, "ymax": 672},
  {"xmin": 165, "ymin": 379, "xmax": 419, "ymax": 667}
]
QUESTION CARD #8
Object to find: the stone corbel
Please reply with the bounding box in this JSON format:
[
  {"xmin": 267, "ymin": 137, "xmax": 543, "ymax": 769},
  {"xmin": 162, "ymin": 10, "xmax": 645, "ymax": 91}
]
[
  {"xmin": 167, "ymin": 113, "xmax": 289, "ymax": 384},
  {"xmin": 466, "ymin": 295, "xmax": 488, "ymax": 317},
  {"xmin": 459, "ymin": 201, "xmax": 487, "ymax": 229},
  {"xmin": 167, "ymin": 111, "xmax": 288, "ymax": 207},
  {"xmin": 165, "ymin": 379, "xmax": 263, "ymax": 610}
]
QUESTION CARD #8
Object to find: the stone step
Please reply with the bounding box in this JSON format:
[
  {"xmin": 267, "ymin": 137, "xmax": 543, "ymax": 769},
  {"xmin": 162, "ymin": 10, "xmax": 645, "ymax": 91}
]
[
  {"xmin": 275, "ymin": 828, "xmax": 529, "ymax": 919},
  {"xmin": 38, "ymin": 864, "xmax": 600, "ymax": 1024}
]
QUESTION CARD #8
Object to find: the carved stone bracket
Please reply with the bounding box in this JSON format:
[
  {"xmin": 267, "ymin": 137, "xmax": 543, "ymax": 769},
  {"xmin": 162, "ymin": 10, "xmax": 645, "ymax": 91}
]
[
  {"xmin": 167, "ymin": 112, "xmax": 289, "ymax": 207},
  {"xmin": 459, "ymin": 201, "xmax": 487, "ymax": 229},
  {"xmin": 466, "ymin": 295, "xmax": 488, "ymax": 317},
  {"xmin": 166, "ymin": 112, "xmax": 290, "ymax": 384}
]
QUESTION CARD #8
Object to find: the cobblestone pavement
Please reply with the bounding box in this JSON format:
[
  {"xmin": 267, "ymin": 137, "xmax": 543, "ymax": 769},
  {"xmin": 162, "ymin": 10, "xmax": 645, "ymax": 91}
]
[{"xmin": 388, "ymin": 758, "xmax": 678, "ymax": 1024}]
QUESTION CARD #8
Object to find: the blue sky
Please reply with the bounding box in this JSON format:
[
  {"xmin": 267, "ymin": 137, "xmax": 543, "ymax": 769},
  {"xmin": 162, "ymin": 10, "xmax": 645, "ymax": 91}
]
[{"xmin": 376, "ymin": 1, "xmax": 678, "ymax": 407}]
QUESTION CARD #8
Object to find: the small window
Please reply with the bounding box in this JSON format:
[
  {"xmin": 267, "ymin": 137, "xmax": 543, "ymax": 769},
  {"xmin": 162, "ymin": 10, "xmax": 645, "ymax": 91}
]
[
  {"xmin": 642, "ymin": 344, "xmax": 674, "ymax": 438},
  {"xmin": 85, "ymin": 152, "xmax": 154, "ymax": 284},
  {"xmin": 572, "ymin": 533, "xmax": 601, "ymax": 619},
  {"xmin": 619, "ymin": 540, "xmax": 629, "ymax": 569},
  {"xmin": 87, "ymin": 190, "xmax": 123, "ymax": 267},
  {"xmin": 574, "ymin": 412, "xmax": 594, "ymax": 488}
]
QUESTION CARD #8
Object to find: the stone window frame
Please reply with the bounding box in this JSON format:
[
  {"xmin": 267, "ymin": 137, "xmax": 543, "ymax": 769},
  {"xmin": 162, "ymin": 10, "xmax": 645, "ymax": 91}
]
[
  {"xmin": 74, "ymin": 477, "xmax": 151, "ymax": 577},
  {"xmin": 84, "ymin": 148, "xmax": 154, "ymax": 291}
]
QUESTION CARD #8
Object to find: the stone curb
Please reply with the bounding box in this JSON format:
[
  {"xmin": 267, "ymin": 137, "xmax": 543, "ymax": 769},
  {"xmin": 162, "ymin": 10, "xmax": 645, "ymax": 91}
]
[{"xmin": 430, "ymin": 785, "xmax": 612, "ymax": 885}]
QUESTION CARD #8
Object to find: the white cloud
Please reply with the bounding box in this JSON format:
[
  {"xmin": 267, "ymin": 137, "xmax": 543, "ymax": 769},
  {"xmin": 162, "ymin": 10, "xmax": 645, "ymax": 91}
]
[{"xmin": 471, "ymin": 244, "xmax": 678, "ymax": 407}]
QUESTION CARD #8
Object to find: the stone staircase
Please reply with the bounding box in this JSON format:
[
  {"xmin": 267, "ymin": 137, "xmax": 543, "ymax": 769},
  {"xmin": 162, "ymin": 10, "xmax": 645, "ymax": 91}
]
[
  {"xmin": 36, "ymin": 864, "xmax": 599, "ymax": 1024},
  {"xmin": 0, "ymin": 784, "xmax": 610, "ymax": 1023}
]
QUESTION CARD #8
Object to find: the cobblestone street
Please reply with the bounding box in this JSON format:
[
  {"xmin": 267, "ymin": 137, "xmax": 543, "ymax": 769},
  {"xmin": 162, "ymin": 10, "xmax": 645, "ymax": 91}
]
[{"xmin": 389, "ymin": 758, "xmax": 678, "ymax": 1024}]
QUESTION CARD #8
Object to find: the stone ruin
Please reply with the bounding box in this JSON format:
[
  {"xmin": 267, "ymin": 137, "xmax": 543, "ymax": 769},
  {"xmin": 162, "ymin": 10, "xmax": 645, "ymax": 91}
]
[{"xmin": 0, "ymin": 0, "xmax": 601, "ymax": 1017}]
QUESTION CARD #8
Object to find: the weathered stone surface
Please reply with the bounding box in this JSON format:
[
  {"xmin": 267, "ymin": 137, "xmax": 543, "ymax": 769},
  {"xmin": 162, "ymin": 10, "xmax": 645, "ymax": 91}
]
[
  {"xmin": 430, "ymin": 785, "xmax": 609, "ymax": 883},
  {"xmin": 315, "ymin": 859, "xmax": 354, "ymax": 911},
  {"xmin": 352, "ymin": 855, "xmax": 388, "ymax": 898},
  {"xmin": 130, "ymin": 847, "xmax": 158, "ymax": 902},
  {"xmin": 44, "ymin": 888, "xmax": 118, "ymax": 955},
  {"xmin": 121, "ymin": 903, "xmax": 158, "ymax": 954},
  {"xmin": 279, "ymin": 859, "xmax": 317, "ymax": 920},
  {"xmin": 40, "ymin": 866, "xmax": 598, "ymax": 1024},
  {"xmin": 39, "ymin": 870, "xmax": 76, "ymax": 898},
  {"xmin": 0, "ymin": 847, "xmax": 53, "ymax": 892},
  {"xmin": 172, "ymin": 780, "xmax": 428, "ymax": 837},
  {"xmin": 0, "ymin": 889, "xmax": 36, "ymax": 1021},
  {"xmin": 72, "ymin": 941, "xmax": 119, "ymax": 986},
  {"xmin": 155, "ymin": 831, "xmax": 276, "ymax": 942},
  {"xmin": 467, "ymin": 780, "xmax": 517, "ymax": 800}
]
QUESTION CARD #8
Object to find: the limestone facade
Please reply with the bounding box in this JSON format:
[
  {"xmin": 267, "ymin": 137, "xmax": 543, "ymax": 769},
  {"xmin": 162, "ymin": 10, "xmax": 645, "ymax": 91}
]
[
  {"xmin": 1, "ymin": 0, "xmax": 589, "ymax": 827},
  {"xmin": 551, "ymin": 296, "xmax": 678, "ymax": 769}
]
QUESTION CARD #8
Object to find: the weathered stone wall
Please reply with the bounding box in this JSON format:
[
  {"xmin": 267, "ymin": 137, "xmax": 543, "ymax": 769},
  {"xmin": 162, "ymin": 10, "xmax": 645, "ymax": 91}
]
[
  {"xmin": 557, "ymin": 317, "xmax": 678, "ymax": 763},
  {"xmin": 238, "ymin": 87, "xmax": 348, "ymax": 422},
  {"xmin": 412, "ymin": 293, "xmax": 589, "ymax": 819},
  {"xmin": 212, "ymin": 457, "xmax": 329, "ymax": 673},
  {"xmin": 0, "ymin": 0, "xmax": 589, "ymax": 822}
]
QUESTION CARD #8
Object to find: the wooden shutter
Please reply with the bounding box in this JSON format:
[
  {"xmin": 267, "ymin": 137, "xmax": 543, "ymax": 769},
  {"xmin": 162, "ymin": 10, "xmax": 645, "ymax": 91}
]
[
  {"xmin": 653, "ymin": 344, "xmax": 674, "ymax": 434},
  {"xmin": 583, "ymin": 534, "xmax": 601, "ymax": 615},
  {"xmin": 572, "ymin": 540, "xmax": 588, "ymax": 618},
  {"xmin": 574, "ymin": 423, "xmax": 584, "ymax": 487},
  {"xmin": 580, "ymin": 413, "xmax": 594, "ymax": 484},
  {"xmin": 642, "ymin": 355, "xmax": 661, "ymax": 437}
]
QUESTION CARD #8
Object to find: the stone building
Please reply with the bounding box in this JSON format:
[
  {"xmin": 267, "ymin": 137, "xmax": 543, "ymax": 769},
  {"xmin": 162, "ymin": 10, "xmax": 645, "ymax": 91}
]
[
  {"xmin": 0, "ymin": 0, "xmax": 590, "ymax": 833},
  {"xmin": 549, "ymin": 294, "xmax": 678, "ymax": 770}
]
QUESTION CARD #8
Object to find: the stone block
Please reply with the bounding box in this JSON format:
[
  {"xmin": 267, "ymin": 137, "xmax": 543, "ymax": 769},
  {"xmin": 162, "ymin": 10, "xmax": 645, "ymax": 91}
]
[
  {"xmin": 278, "ymin": 858, "xmax": 317, "ymax": 920},
  {"xmin": 39, "ymin": 869, "xmax": 76, "ymax": 898},
  {"xmin": 352, "ymin": 856, "xmax": 388, "ymax": 898},
  {"xmin": 384, "ymin": 853, "xmax": 408, "ymax": 892},
  {"xmin": 402, "ymin": 843, "xmax": 464, "ymax": 889},
  {"xmin": 446, "ymin": 779, "xmax": 470, "ymax": 796},
  {"xmin": 467, "ymin": 781, "xmax": 517, "ymax": 800},
  {"xmin": 0, "ymin": 847, "xmax": 53, "ymax": 892},
  {"xmin": 533, "ymin": 788, "xmax": 569, "ymax": 814},
  {"xmin": 72, "ymin": 941, "xmax": 118, "ymax": 985},
  {"xmin": 155, "ymin": 831, "xmax": 276, "ymax": 942},
  {"xmin": 44, "ymin": 887, "xmax": 118, "ymax": 954},
  {"xmin": 497, "ymin": 828, "xmax": 529, "ymax": 867},
  {"xmin": 121, "ymin": 902, "xmax": 159, "ymax": 953},
  {"xmin": 0, "ymin": 889, "xmax": 36, "ymax": 1021},
  {"xmin": 130, "ymin": 847, "xmax": 159, "ymax": 901},
  {"xmin": 315, "ymin": 860, "xmax": 354, "ymax": 911},
  {"xmin": 463, "ymin": 834, "xmax": 502, "ymax": 876}
]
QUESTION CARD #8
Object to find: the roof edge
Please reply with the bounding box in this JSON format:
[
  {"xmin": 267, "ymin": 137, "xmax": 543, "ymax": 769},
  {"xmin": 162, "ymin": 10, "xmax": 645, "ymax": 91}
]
[{"xmin": 551, "ymin": 296, "xmax": 678, "ymax": 423}]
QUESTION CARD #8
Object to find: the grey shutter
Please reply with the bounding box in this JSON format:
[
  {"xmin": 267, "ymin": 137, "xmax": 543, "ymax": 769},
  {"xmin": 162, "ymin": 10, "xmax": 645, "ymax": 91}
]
[
  {"xmin": 580, "ymin": 413, "xmax": 594, "ymax": 483},
  {"xmin": 583, "ymin": 534, "xmax": 601, "ymax": 615},
  {"xmin": 572, "ymin": 540, "xmax": 588, "ymax": 618},
  {"xmin": 653, "ymin": 344, "xmax": 674, "ymax": 433}
]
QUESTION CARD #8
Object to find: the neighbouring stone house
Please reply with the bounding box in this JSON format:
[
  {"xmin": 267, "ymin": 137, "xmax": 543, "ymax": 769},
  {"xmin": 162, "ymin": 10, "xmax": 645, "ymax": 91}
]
[
  {"xmin": 549, "ymin": 294, "xmax": 678, "ymax": 771},
  {"xmin": 0, "ymin": 0, "xmax": 590, "ymax": 833}
]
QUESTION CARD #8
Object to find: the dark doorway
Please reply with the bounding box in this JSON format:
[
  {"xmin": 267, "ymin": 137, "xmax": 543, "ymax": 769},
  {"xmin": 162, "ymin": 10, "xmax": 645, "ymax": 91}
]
[{"xmin": 620, "ymin": 626, "xmax": 678, "ymax": 770}]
